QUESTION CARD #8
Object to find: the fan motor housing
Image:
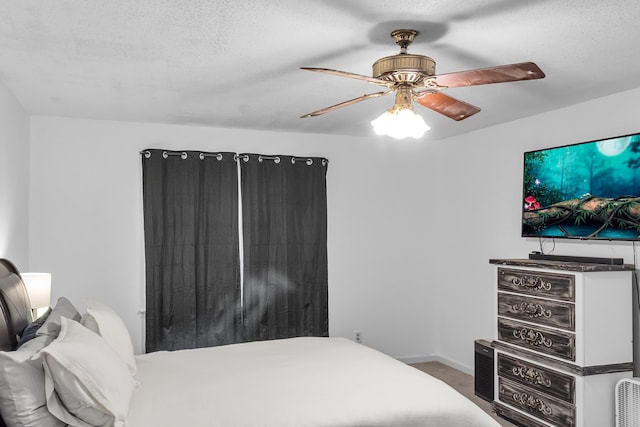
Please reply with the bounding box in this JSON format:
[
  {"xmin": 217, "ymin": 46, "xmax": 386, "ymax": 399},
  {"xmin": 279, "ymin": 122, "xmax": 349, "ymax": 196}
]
[{"xmin": 372, "ymin": 54, "xmax": 436, "ymax": 85}]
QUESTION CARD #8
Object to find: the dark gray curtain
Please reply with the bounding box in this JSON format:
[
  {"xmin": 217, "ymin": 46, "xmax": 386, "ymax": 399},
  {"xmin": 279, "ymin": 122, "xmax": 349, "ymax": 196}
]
[
  {"xmin": 142, "ymin": 150, "xmax": 241, "ymax": 352},
  {"xmin": 240, "ymin": 154, "xmax": 328, "ymax": 341}
]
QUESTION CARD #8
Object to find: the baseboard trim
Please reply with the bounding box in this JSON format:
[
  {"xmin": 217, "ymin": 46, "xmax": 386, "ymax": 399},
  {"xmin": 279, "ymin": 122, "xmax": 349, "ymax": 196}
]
[
  {"xmin": 396, "ymin": 355, "xmax": 437, "ymax": 365},
  {"xmin": 432, "ymin": 354, "xmax": 473, "ymax": 375},
  {"xmin": 397, "ymin": 354, "xmax": 473, "ymax": 375}
]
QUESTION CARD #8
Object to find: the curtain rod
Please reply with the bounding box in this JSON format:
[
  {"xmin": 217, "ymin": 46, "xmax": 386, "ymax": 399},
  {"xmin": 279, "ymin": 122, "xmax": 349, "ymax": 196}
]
[
  {"xmin": 141, "ymin": 150, "xmax": 328, "ymax": 166},
  {"xmin": 254, "ymin": 155, "xmax": 328, "ymax": 166},
  {"xmin": 199, "ymin": 153, "xmax": 223, "ymax": 161},
  {"xmin": 140, "ymin": 150, "xmax": 225, "ymax": 160},
  {"xmin": 139, "ymin": 150, "xmax": 189, "ymax": 159}
]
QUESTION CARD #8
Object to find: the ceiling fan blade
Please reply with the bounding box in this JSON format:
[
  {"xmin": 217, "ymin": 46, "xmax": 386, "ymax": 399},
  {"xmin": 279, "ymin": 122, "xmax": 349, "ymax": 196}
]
[
  {"xmin": 301, "ymin": 90, "xmax": 392, "ymax": 118},
  {"xmin": 300, "ymin": 67, "xmax": 393, "ymax": 87},
  {"xmin": 432, "ymin": 62, "xmax": 545, "ymax": 88},
  {"xmin": 415, "ymin": 91, "xmax": 481, "ymax": 121}
]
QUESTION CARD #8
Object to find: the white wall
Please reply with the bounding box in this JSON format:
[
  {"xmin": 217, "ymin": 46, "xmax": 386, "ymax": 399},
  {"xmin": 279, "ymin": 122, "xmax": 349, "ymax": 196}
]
[
  {"xmin": 430, "ymin": 86, "xmax": 640, "ymax": 371},
  {"xmin": 22, "ymin": 85, "xmax": 640, "ymax": 371},
  {"xmin": 28, "ymin": 117, "xmax": 439, "ymax": 359},
  {"xmin": 0, "ymin": 80, "xmax": 30, "ymax": 269}
]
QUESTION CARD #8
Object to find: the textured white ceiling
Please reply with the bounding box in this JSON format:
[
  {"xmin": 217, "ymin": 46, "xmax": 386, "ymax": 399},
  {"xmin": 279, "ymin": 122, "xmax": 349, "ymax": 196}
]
[{"xmin": 1, "ymin": 0, "xmax": 640, "ymax": 140}]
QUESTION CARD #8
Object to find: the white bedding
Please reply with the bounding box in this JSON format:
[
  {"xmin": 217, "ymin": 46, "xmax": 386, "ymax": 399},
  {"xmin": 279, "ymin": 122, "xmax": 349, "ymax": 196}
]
[{"xmin": 127, "ymin": 337, "xmax": 500, "ymax": 427}]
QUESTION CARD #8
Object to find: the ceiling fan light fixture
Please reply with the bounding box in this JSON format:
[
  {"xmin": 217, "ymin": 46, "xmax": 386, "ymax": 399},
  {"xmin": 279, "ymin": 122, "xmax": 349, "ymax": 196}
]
[
  {"xmin": 300, "ymin": 28, "xmax": 545, "ymax": 135},
  {"xmin": 371, "ymin": 105, "xmax": 430, "ymax": 139}
]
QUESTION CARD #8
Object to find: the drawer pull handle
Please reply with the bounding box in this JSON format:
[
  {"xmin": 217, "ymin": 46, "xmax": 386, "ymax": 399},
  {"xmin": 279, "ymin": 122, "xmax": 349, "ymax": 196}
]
[
  {"xmin": 512, "ymin": 366, "xmax": 552, "ymax": 387},
  {"xmin": 512, "ymin": 392, "xmax": 553, "ymax": 416},
  {"xmin": 512, "ymin": 275, "xmax": 552, "ymax": 291},
  {"xmin": 512, "ymin": 302, "xmax": 552, "ymax": 319},
  {"xmin": 513, "ymin": 328, "xmax": 553, "ymax": 348}
]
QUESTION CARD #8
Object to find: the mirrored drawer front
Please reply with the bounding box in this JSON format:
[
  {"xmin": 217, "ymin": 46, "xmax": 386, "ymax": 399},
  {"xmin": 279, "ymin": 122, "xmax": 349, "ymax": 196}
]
[
  {"xmin": 498, "ymin": 377, "xmax": 575, "ymax": 427},
  {"xmin": 498, "ymin": 292, "xmax": 575, "ymax": 331},
  {"xmin": 498, "ymin": 268, "xmax": 575, "ymax": 301},
  {"xmin": 498, "ymin": 353, "xmax": 575, "ymax": 403},
  {"xmin": 498, "ymin": 317, "xmax": 576, "ymax": 361}
]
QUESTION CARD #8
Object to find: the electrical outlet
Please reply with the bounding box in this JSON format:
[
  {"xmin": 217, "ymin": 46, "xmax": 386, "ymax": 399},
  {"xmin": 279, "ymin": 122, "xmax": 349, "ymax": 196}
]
[{"xmin": 354, "ymin": 331, "xmax": 362, "ymax": 344}]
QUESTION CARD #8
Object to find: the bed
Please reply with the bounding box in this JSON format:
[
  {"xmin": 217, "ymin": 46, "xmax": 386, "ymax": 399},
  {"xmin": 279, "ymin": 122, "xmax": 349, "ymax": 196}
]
[{"xmin": 0, "ymin": 258, "xmax": 501, "ymax": 427}]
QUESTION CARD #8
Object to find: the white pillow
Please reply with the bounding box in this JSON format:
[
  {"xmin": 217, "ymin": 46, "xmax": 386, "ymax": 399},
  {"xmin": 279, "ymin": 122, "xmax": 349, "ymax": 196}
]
[
  {"xmin": 81, "ymin": 300, "xmax": 136, "ymax": 375},
  {"xmin": 0, "ymin": 335, "xmax": 65, "ymax": 427},
  {"xmin": 38, "ymin": 318, "xmax": 137, "ymax": 427}
]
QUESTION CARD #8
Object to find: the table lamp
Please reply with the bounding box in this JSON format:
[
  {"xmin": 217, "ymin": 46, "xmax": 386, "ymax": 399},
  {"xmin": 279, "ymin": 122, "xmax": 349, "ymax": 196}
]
[{"xmin": 21, "ymin": 272, "xmax": 52, "ymax": 319}]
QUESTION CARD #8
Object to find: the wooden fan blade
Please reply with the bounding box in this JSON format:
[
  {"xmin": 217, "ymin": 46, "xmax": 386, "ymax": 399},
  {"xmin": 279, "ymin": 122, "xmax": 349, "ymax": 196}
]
[
  {"xmin": 432, "ymin": 62, "xmax": 545, "ymax": 88},
  {"xmin": 301, "ymin": 90, "xmax": 392, "ymax": 118},
  {"xmin": 301, "ymin": 67, "xmax": 393, "ymax": 87},
  {"xmin": 415, "ymin": 91, "xmax": 481, "ymax": 121}
]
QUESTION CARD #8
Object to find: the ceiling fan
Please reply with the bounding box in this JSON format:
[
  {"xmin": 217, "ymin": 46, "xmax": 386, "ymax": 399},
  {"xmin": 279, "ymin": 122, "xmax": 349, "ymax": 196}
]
[{"xmin": 300, "ymin": 29, "xmax": 545, "ymax": 127}]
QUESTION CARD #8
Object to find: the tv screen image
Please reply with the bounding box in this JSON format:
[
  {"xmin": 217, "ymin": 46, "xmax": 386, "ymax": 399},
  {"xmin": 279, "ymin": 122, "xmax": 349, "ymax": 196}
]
[{"xmin": 522, "ymin": 132, "xmax": 640, "ymax": 240}]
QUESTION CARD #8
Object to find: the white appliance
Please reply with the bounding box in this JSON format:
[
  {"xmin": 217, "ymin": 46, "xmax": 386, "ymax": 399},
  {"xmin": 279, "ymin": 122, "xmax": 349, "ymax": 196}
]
[{"xmin": 616, "ymin": 378, "xmax": 640, "ymax": 427}]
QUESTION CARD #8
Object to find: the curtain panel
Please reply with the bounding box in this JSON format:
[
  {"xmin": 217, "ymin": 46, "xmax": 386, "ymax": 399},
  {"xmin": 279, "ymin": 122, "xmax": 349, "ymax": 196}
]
[
  {"xmin": 240, "ymin": 154, "xmax": 329, "ymax": 341},
  {"xmin": 142, "ymin": 150, "xmax": 329, "ymax": 352},
  {"xmin": 142, "ymin": 150, "xmax": 241, "ymax": 352}
]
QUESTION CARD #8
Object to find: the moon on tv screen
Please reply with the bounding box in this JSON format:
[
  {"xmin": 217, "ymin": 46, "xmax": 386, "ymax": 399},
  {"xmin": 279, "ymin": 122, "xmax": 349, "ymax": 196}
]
[{"xmin": 596, "ymin": 136, "xmax": 632, "ymax": 156}]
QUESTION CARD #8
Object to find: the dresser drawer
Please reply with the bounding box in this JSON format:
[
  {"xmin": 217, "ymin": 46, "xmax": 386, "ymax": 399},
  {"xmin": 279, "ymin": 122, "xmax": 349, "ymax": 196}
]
[
  {"xmin": 498, "ymin": 377, "xmax": 575, "ymax": 427},
  {"xmin": 498, "ymin": 268, "xmax": 575, "ymax": 301},
  {"xmin": 498, "ymin": 317, "xmax": 576, "ymax": 361},
  {"xmin": 498, "ymin": 353, "xmax": 575, "ymax": 403},
  {"xmin": 498, "ymin": 292, "xmax": 575, "ymax": 331}
]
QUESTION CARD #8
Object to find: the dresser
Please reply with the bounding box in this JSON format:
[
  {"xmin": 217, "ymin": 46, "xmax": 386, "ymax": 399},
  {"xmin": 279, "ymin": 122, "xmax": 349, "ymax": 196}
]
[{"xmin": 489, "ymin": 259, "xmax": 634, "ymax": 427}]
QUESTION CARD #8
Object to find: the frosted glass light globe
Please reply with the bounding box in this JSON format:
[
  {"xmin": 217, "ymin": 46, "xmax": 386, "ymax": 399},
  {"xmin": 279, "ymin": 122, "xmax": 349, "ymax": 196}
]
[{"xmin": 371, "ymin": 107, "xmax": 430, "ymax": 139}]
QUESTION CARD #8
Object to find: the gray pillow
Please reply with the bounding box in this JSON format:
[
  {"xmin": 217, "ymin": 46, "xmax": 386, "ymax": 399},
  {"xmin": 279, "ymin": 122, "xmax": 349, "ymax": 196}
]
[
  {"xmin": 0, "ymin": 335, "xmax": 65, "ymax": 427},
  {"xmin": 17, "ymin": 308, "xmax": 52, "ymax": 348},
  {"xmin": 36, "ymin": 297, "xmax": 80, "ymax": 339}
]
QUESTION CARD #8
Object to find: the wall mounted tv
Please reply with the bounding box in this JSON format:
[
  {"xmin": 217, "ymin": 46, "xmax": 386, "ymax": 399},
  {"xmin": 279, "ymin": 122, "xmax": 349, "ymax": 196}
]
[{"xmin": 522, "ymin": 132, "xmax": 640, "ymax": 241}]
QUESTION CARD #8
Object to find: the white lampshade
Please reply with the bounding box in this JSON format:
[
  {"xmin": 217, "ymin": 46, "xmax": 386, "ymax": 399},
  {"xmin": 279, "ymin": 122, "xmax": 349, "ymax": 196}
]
[
  {"xmin": 21, "ymin": 273, "xmax": 52, "ymax": 309},
  {"xmin": 371, "ymin": 107, "xmax": 430, "ymax": 139}
]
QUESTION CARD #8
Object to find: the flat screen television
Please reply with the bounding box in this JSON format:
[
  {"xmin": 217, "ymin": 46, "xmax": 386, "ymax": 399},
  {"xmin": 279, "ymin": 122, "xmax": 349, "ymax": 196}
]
[{"xmin": 522, "ymin": 132, "xmax": 640, "ymax": 241}]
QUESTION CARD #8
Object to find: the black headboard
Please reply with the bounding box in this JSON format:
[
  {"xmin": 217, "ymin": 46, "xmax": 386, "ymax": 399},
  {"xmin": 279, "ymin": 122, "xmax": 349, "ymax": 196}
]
[{"xmin": 0, "ymin": 259, "xmax": 31, "ymax": 351}]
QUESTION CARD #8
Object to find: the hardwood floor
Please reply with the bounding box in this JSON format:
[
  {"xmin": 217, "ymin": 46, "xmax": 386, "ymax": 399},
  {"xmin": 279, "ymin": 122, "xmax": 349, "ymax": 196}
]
[{"xmin": 410, "ymin": 361, "xmax": 518, "ymax": 427}]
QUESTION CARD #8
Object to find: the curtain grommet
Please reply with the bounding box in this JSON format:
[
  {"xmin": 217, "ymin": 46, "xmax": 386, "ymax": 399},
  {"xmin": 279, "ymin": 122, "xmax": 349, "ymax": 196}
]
[
  {"xmin": 291, "ymin": 157, "xmax": 313, "ymax": 165},
  {"xmin": 199, "ymin": 153, "xmax": 224, "ymax": 161},
  {"xmin": 162, "ymin": 151, "xmax": 188, "ymax": 159},
  {"xmin": 258, "ymin": 155, "xmax": 280, "ymax": 163}
]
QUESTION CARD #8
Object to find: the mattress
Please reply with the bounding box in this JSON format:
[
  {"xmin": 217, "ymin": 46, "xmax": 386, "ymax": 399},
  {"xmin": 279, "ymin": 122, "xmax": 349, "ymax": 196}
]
[{"xmin": 126, "ymin": 337, "xmax": 500, "ymax": 427}]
